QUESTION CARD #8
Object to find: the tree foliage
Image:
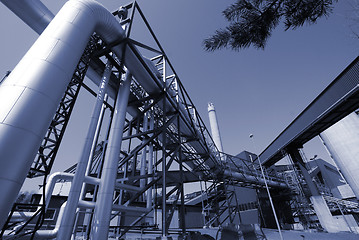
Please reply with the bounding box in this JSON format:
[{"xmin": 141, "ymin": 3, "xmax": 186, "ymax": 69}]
[{"xmin": 204, "ymin": 0, "xmax": 336, "ymax": 50}]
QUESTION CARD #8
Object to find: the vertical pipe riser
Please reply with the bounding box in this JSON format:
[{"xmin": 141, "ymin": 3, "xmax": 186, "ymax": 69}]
[
  {"xmin": 140, "ymin": 111, "xmax": 149, "ymax": 189},
  {"xmin": 57, "ymin": 61, "xmax": 112, "ymax": 239},
  {"xmin": 91, "ymin": 71, "xmax": 132, "ymax": 240}
]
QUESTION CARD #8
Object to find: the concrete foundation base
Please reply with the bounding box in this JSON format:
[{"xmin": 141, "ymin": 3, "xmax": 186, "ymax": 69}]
[{"xmin": 310, "ymin": 195, "xmax": 338, "ymax": 233}]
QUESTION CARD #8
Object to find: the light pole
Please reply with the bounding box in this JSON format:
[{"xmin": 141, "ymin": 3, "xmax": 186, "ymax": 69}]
[{"xmin": 249, "ymin": 134, "xmax": 284, "ymax": 240}]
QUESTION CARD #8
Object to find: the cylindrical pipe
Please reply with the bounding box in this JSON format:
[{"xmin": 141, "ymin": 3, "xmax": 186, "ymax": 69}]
[
  {"xmin": 34, "ymin": 202, "xmax": 67, "ymax": 239},
  {"xmin": 0, "ymin": 0, "xmax": 131, "ymax": 229},
  {"xmin": 81, "ymin": 94, "xmax": 108, "ymax": 198},
  {"xmin": 1, "ymin": 0, "xmax": 54, "ymax": 34},
  {"xmin": 146, "ymin": 109, "xmax": 155, "ymax": 224},
  {"xmin": 140, "ymin": 110, "xmax": 149, "ymax": 189},
  {"xmin": 42, "ymin": 172, "xmax": 74, "ymax": 209},
  {"xmin": 57, "ymin": 59, "xmax": 113, "ymax": 239},
  {"xmin": 78, "ymin": 200, "xmax": 150, "ymax": 213},
  {"xmin": 91, "ymin": 71, "xmax": 132, "ymax": 240},
  {"xmin": 223, "ymin": 170, "xmax": 287, "ymax": 188},
  {"xmin": 320, "ymin": 112, "xmax": 359, "ymax": 200},
  {"xmin": 208, "ymin": 102, "xmax": 224, "ymax": 155},
  {"xmin": 146, "ymin": 110, "xmax": 155, "ymax": 209},
  {"xmin": 162, "ymin": 60, "xmax": 167, "ymax": 237}
]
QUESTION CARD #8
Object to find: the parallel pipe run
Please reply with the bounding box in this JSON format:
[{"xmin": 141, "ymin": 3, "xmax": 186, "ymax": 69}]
[
  {"xmin": 90, "ymin": 71, "xmax": 132, "ymax": 240},
  {"xmin": 9, "ymin": 172, "xmax": 136, "ymax": 224},
  {"xmin": 2, "ymin": 0, "xmax": 274, "ymax": 196},
  {"xmin": 78, "ymin": 200, "xmax": 151, "ymax": 213},
  {"xmin": 146, "ymin": 111, "xmax": 155, "ymax": 210},
  {"xmin": 5, "ymin": 170, "xmax": 144, "ymax": 239},
  {"xmin": 0, "ymin": 0, "xmax": 137, "ymax": 232},
  {"xmin": 1, "ymin": 0, "xmax": 285, "ymax": 189},
  {"xmin": 140, "ymin": 109, "xmax": 149, "ymax": 189},
  {"xmin": 0, "ymin": 0, "xmax": 289, "ymax": 236},
  {"xmin": 1, "ymin": 0, "xmax": 221, "ymax": 175},
  {"xmin": 223, "ymin": 170, "xmax": 287, "ymax": 189},
  {"xmin": 58, "ymin": 59, "xmax": 113, "ymax": 238}
]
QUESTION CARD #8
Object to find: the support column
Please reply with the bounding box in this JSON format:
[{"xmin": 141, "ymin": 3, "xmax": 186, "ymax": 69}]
[
  {"xmin": 146, "ymin": 109, "xmax": 155, "ymax": 224},
  {"xmin": 140, "ymin": 109, "xmax": 149, "ymax": 190},
  {"xmin": 288, "ymin": 148, "xmax": 338, "ymax": 233},
  {"xmin": 91, "ymin": 70, "xmax": 132, "ymax": 240},
  {"xmin": 161, "ymin": 58, "xmax": 168, "ymax": 239},
  {"xmin": 57, "ymin": 60, "xmax": 113, "ymax": 239},
  {"xmin": 320, "ymin": 112, "xmax": 359, "ymax": 200}
]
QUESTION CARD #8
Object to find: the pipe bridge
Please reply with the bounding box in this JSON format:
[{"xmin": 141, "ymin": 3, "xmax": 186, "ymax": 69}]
[{"xmin": 0, "ymin": 0, "xmax": 287, "ymax": 239}]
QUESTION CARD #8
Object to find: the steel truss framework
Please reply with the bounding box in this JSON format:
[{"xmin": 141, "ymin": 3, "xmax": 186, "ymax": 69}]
[
  {"xmin": 2, "ymin": 1, "xmax": 288, "ymax": 239},
  {"xmin": 28, "ymin": 35, "xmax": 100, "ymax": 178}
]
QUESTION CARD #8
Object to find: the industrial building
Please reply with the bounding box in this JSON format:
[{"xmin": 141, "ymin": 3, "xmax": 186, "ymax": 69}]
[{"xmin": 0, "ymin": 0, "xmax": 359, "ymax": 239}]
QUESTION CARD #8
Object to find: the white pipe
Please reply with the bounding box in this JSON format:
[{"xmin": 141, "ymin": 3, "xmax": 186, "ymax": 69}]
[
  {"xmin": 146, "ymin": 110, "xmax": 155, "ymax": 224},
  {"xmin": 146, "ymin": 110, "xmax": 155, "ymax": 209},
  {"xmin": 0, "ymin": 0, "xmax": 119, "ymax": 105},
  {"xmin": 78, "ymin": 200, "xmax": 151, "ymax": 213},
  {"xmin": 0, "ymin": 0, "xmax": 54, "ymax": 34},
  {"xmin": 0, "ymin": 0, "xmax": 287, "ymax": 232},
  {"xmin": 34, "ymin": 202, "xmax": 67, "ymax": 239},
  {"xmin": 4, "ymin": 202, "xmax": 67, "ymax": 239},
  {"xmin": 116, "ymin": 183, "xmax": 141, "ymax": 192},
  {"xmin": 58, "ymin": 59, "xmax": 113, "ymax": 239},
  {"xmin": 0, "ymin": 0, "xmax": 133, "ymax": 230},
  {"xmin": 223, "ymin": 170, "xmax": 287, "ymax": 188},
  {"xmin": 90, "ymin": 71, "xmax": 132, "ymax": 240},
  {"xmin": 9, "ymin": 169, "xmax": 141, "ymax": 237},
  {"xmin": 140, "ymin": 110, "xmax": 149, "ymax": 189},
  {"xmin": 42, "ymin": 172, "xmax": 74, "ymax": 209},
  {"xmin": 2, "ymin": 0, "xmax": 231, "ymax": 178},
  {"xmin": 1, "ymin": 0, "xmax": 222, "ymax": 199}
]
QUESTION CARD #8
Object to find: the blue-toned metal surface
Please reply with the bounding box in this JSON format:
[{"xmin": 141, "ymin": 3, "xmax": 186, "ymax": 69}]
[{"xmin": 260, "ymin": 56, "xmax": 359, "ymax": 166}]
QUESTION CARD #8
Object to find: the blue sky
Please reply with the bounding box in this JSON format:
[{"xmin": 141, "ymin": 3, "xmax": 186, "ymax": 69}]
[{"xmin": 0, "ymin": 0, "xmax": 358, "ymax": 190}]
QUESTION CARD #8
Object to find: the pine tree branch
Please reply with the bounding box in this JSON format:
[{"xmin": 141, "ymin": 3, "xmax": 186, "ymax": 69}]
[{"xmin": 204, "ymin": 0, "xmax": 337, "ymax": 51}]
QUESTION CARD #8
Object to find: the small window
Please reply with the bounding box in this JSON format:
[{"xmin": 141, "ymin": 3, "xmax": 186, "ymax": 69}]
[{"xmin": 45, "ymin": 209, "xmax": 56, "ymax": 220}]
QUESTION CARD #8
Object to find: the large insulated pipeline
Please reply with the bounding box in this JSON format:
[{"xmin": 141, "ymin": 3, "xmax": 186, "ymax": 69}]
[
  {"xmin": 0, "ymin": 0, "xmax": 118, "ymax": 100},
  {"xmin": 0, "ymin": 0, "xmax": 54, "ymax": 34},
  {"xmin": 1, "ymin": 0, "xmax": 216, "ymax": 180},
  {"xmin": 0, "ymin": 0, "xmax": 131, "ymax": 231},
  {"xmin": 0, "ymin": 0, "xmax": 288, "ymax": 234}
]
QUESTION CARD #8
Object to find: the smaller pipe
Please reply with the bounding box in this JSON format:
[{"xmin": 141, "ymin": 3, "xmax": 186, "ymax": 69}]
[
  {"xmin": 78, "ymin": 200, "xmax": 151, "ymax": 213},
  {"xmin": 140, "ymin": 110, "xmax": 149, "ymax": 189},
  {"xmin": 223, "ymin": 170, "xmax": 287, "ymax": 188},
  {"xmin": 146, "ymin": 110, "xmax": 155, "ymax": 210},
  {"xmin": 81, "ymin": 93, "xmax": 109, "ymax": 197},
  {"xmin": 58, "ymin": 59, "xmax": 113, "ymax": 239},
  {"xmin": 11, "ymin": 172, "xmax": 139, "ymax": 222},
  {"xmin": 32, "ymin": 202, "xmax": 67, "ymax": 239},
  {"xmin": 91, "ymin": 70, "xmax": 132, "ymax": 240},
  {"xmin": 4, "ymin": 202, "xmax": 67, "ymax": 239}
]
